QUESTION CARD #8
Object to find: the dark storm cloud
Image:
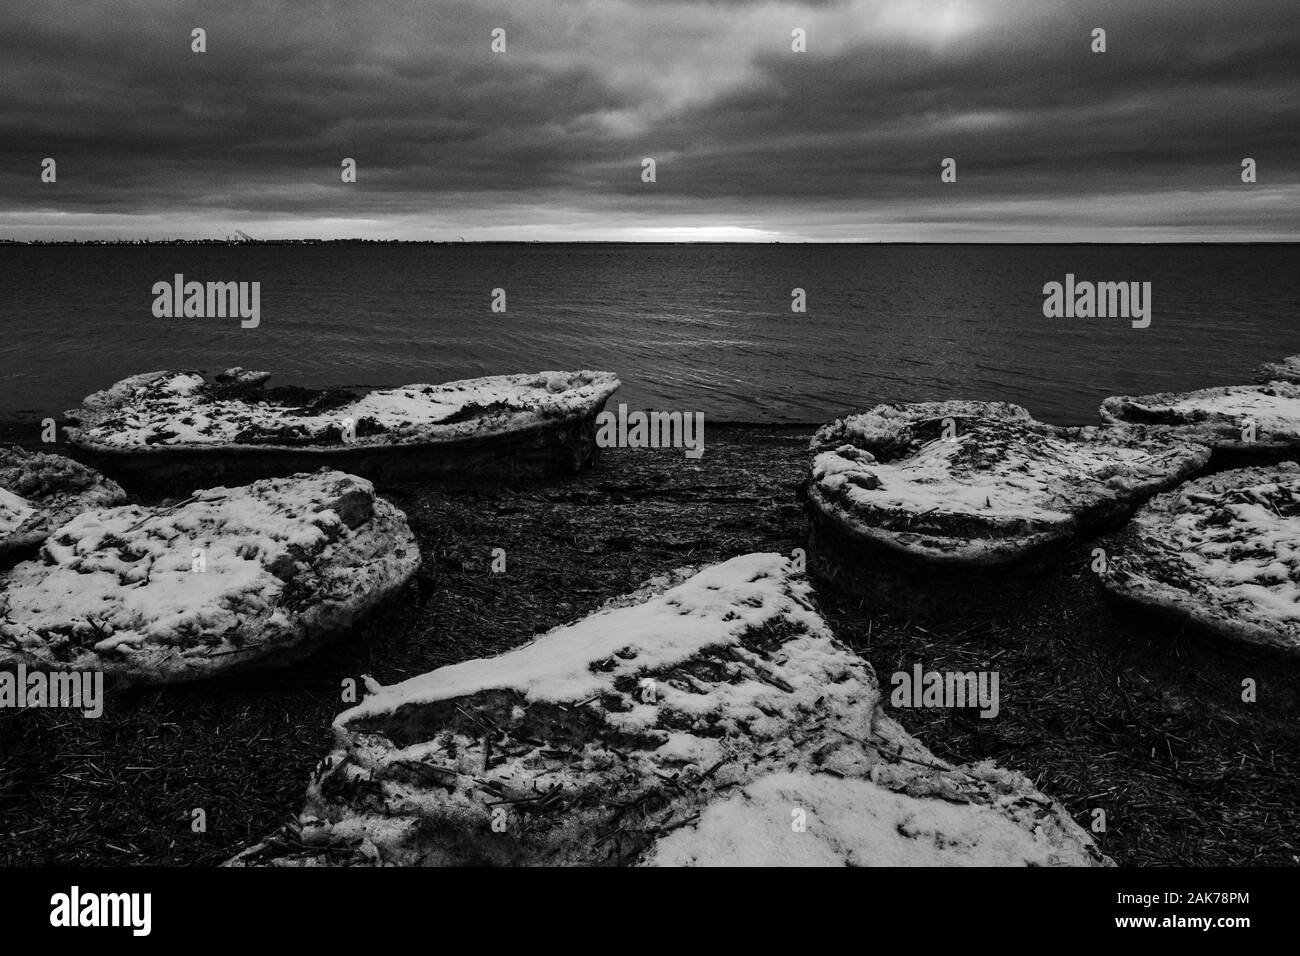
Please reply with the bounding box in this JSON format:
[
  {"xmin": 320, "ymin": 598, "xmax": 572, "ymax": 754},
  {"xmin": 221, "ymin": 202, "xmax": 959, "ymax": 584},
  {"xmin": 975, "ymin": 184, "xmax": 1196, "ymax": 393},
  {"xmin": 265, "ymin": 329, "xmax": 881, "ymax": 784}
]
[
  {"xmin": 617, "ymin": 2, "xmax": 1300, "ymax": 197},
  {"xmin": 1, "ymin": 0, "xmax": 1297, "ymax": 239}
]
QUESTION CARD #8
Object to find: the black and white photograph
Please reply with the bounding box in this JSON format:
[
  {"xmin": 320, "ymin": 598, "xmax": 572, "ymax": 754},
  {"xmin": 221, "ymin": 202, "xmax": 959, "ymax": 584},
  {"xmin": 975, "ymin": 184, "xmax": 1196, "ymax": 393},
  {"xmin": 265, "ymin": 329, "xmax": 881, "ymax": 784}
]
[{"xmin": 0, "ymin": 0, "xmax": 1295, "ymax": 934}]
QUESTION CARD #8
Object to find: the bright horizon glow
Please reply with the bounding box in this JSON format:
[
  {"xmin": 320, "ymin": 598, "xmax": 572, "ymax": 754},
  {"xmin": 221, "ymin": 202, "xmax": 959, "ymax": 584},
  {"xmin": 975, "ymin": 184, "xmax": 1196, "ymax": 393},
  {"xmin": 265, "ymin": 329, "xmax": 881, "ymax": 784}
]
[{"xmin": 5, "ymin": 188, "xmax": 1300, "ymax": 244}]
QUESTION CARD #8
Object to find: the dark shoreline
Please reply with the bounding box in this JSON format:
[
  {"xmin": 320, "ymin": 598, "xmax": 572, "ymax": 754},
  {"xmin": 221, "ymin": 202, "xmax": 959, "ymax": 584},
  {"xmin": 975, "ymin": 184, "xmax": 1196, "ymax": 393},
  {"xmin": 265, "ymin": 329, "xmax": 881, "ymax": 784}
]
[
  {"xmin": 0, "ymin": 420, "xmax": 825, "ymax": 454},
  {"xmin": 2, "ymin": 425, "xmax": 1299, "ymax": 866}
]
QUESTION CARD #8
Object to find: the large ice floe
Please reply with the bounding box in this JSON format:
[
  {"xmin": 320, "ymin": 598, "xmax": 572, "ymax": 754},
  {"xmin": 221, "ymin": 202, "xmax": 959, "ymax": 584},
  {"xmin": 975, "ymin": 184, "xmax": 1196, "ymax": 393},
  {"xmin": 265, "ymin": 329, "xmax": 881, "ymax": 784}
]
[
  {"xmin": 1101, "ymin": 463, "xmax": 1300, "ymax": 655},
  {"xmin": 807, "ymin": 401, "xmax": 1210, "ymax": 571},
  {"xmin": 0, "ymin": 470, "xmax": 419, "ymax": 685},
  {"xmin": 1255, "ymin": 354, "xmax": 1300, "ymax": 384},
  {"xmin": 1099, "ymin": 380, "xmax": 1300, "ymax": 461},
  {"xmin": 64, "ymin": 368, "xmax": 621, "ymax": 485},
  {"xmin": 228, "ymin": 553, "xmax": 1109, "ymax": 867},
  {"xmin": 0, "ymin": 447, "xmax": 126, "ymax": 558}
]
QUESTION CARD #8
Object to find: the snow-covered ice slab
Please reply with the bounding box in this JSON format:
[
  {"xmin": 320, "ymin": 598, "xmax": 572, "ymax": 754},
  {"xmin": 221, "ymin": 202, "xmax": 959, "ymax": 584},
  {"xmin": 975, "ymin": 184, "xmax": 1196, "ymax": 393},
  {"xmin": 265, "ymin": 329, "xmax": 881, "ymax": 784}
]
[
  {"xmin": 1102, "ymin": 463, "xmax": 1300, "ymax": 655},
  {"xmin": 0, "ymin": 470, "xmax": 419, "ymax": 685},
  {"xmin": 227, "ymin": 554, "xmax": 1108, "ymax": 867},
  {"xmin": 812, "ymin": 400, "xmax": 1035, "ymax": 461},
  {"xmin": 1100, "ymin": 381, "xmax": 1300, "ymax": 461},
  {"xmin": 641, "ymin": 770, "xmax": 1084, "ymax": 867},
  {"xmin": 808, "ymin": 402, "xmax": 1209, "ymax": 571},
  {"xmin": 0, "ymin": 447, "xmax": 126, "ymax": 558},
  {"xmin": 1255, "ymin": 355, "xmax": 1300, "ymax": 384},
  {"xmin": 65, "ymin": 368, "xmax": 621, "ymax": 486}
]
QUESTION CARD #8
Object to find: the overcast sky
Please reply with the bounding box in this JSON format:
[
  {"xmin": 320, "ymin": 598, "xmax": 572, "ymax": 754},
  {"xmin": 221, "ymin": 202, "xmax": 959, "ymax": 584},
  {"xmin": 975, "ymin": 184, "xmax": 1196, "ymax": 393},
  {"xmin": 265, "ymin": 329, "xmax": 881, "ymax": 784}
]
[{"xmin": 2, "ymin": 0, "xmax": 1298, "ymax": 241}]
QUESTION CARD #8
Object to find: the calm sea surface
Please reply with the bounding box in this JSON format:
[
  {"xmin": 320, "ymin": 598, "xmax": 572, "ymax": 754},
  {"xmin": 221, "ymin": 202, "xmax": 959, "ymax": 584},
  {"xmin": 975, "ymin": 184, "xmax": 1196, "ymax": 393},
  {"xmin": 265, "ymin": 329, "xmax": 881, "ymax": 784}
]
[{"xmin": 2, "ymin": 243, "xmax": 1297, "ymax": 425}]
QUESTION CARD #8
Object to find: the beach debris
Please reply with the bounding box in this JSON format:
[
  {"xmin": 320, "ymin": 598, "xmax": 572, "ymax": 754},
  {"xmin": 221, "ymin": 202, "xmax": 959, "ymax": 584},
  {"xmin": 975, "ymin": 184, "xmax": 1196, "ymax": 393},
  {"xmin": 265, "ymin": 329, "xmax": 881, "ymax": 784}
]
[
  {"xmin": 0, "ymin": 446, "xmax": 126, "ymax": 558},
  {"xmin": 1101, "ymin": 462, "xmax": 1300, "ymax": 655},
  {"xmin": 63, "ymin": 368, "xmax": 621, "ymax": 485},
  {"xmin": 226, "ymin": 553, "xmax": 1109, "ymax": 867},
  {"xmin": 0, "ymin": 469, "xmax": 419, "ymax": 685},
  {"xmin": 807, "ymin": 402, "xmax": 1210, "ymax": 570},
  {"xmin": 1100, "ymin": 381, "xmax": 1300, "ymax": 460}
]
